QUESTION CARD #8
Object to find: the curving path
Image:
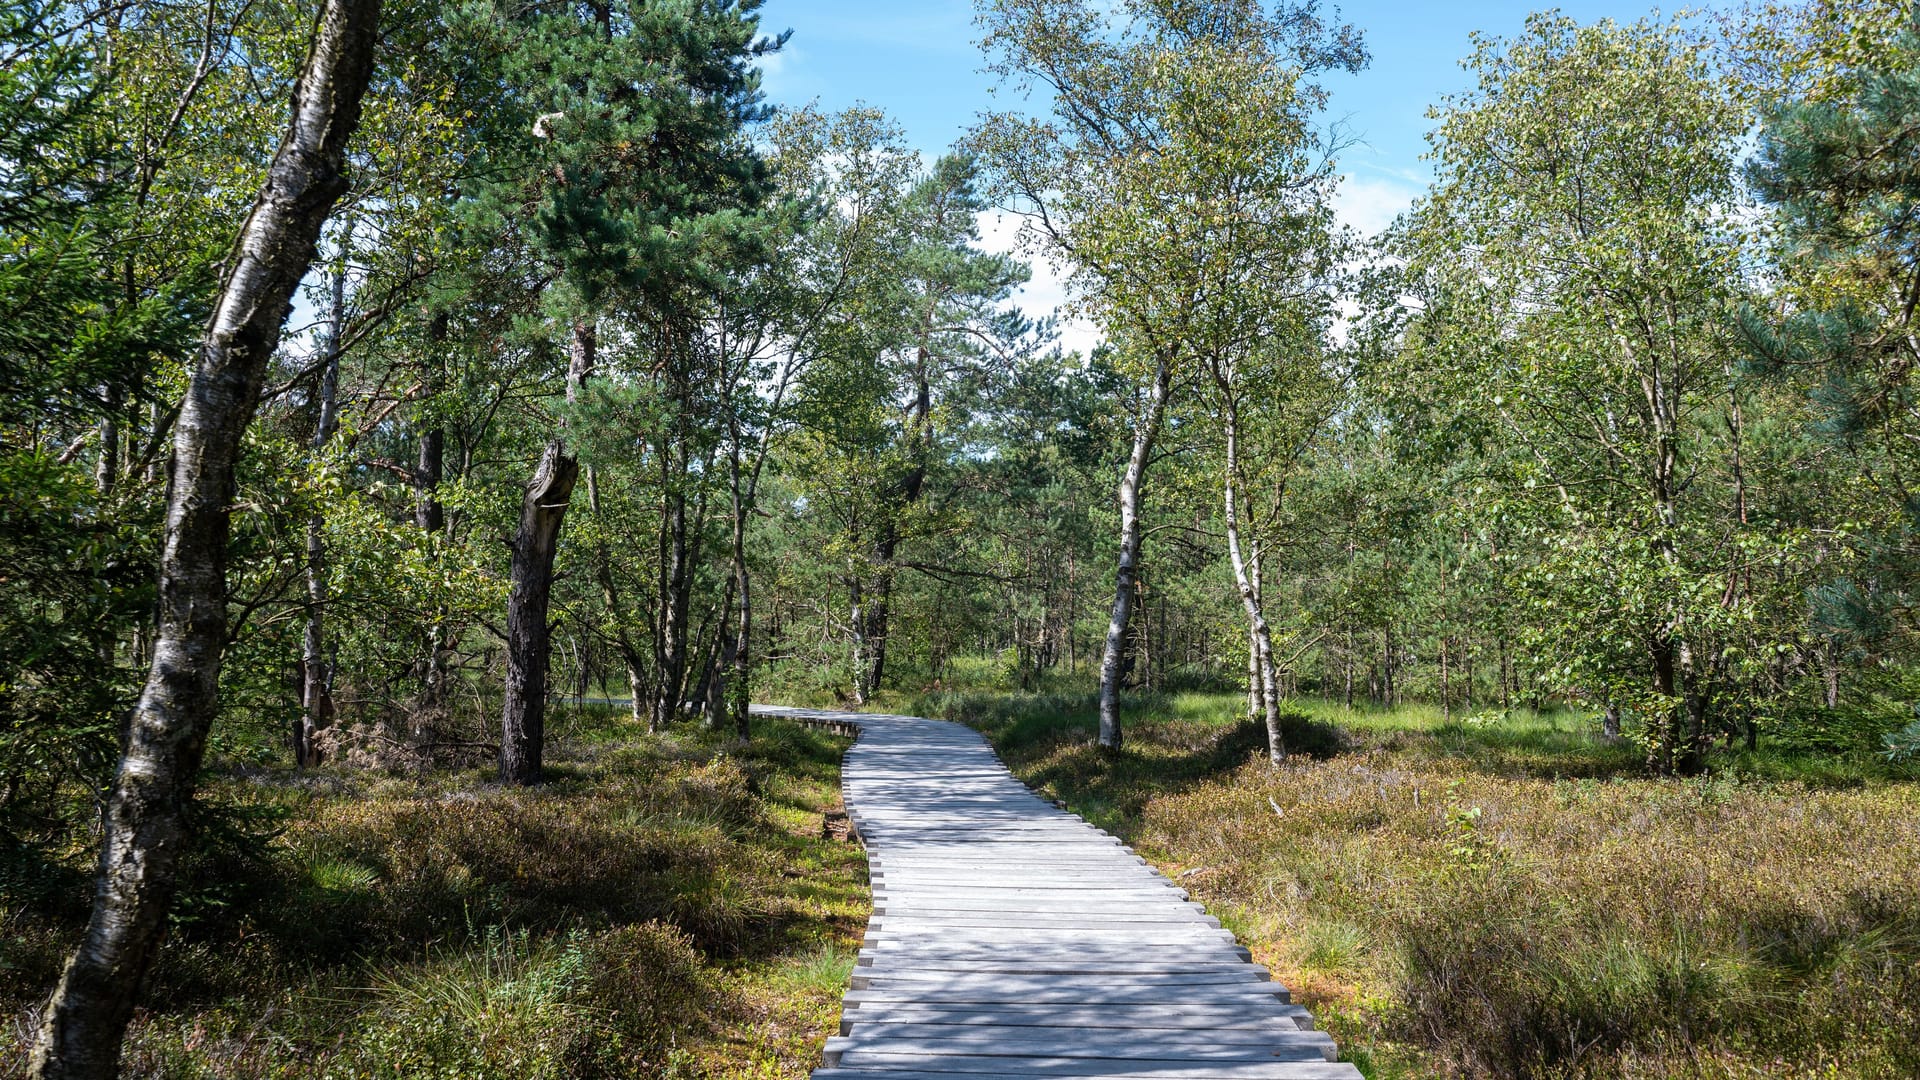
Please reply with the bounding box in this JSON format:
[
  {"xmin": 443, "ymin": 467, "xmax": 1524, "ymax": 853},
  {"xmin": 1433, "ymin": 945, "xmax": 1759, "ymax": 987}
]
[{"xmin": 752, "ymin": 705, "xmax": 1362, "ymax": 1080}]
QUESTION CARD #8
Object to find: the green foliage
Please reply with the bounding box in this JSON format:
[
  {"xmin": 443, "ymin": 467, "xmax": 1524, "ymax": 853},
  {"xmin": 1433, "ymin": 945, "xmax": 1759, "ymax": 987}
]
[
  {"xmin": 1882, "ymin": 718, "xmax": 1920, "ymax": 761},
  {"xmin": 1744, "ymin": 18, "xmax": 1920, "ymax": 666},
  {"xmin": 1390, "ymin": 12, "xmax": 1799, "ymax": 772}
]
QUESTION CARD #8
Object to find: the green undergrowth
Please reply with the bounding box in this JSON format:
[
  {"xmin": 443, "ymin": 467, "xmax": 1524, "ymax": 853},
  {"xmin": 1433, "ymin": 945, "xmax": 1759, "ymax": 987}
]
[
  {"xmin": 905, "ymin": 686, "xmax": 1920, "ymax": 1080},
  {"xmin": 0, "ymin": 712, "xmax": 867, "ymax": 1080}
]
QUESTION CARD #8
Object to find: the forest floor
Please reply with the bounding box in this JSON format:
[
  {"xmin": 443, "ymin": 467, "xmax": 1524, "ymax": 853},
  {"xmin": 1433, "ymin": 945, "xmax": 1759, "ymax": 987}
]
[
  {"xmin": 0, "ymin": 711, "xmax": 867, "ymax": 1079},
  {"xmin": 870, "ymin": 681, "xmax": 1920, "ymax": 1080}
]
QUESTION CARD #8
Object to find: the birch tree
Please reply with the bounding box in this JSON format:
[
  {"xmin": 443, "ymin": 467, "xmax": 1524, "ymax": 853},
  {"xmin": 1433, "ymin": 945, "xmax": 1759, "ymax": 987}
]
[
  {"xmin": 972, "ymin": 0, "xmax": 1364, "ymax": 750},
  {"xmin": 1398, "ymin": 14, "xmax": 1782, "ymax": 772},
  {"xmin": 30, "ymin": 0, "xmax": 382, "ymax": 1072}
]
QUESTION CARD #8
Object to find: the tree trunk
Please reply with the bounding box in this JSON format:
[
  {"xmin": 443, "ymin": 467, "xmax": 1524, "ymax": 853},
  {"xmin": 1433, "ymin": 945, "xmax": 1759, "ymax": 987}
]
[
  {"xmin": 1499, "ymin": 636, "xmax": 1512, "ymax": 711},
  {"xmin": 413, "ymin": 313, "xmax": 449, "ymax": 714},
  {"xmin": 651, "ymin": 482, "xmax": 690, "ymax": 730},
  {"xmin": 726, "ymin": 419, "xmax": 752, "ymax": 738},
  {"xmin": 31, "ymin": 2, "xmax": 381, "ymax": 1073},
  {"xmin": 1247, "ymin": 630, "xmax": 1262, "ymax": 720},
  {"xmin": 1344, "ymin": 630, "xmax": 1354, "ymax": 709},
  {"xmin": 414, "ymin": 317, "xmax": 445, "ymax": 534},
  {"xmin": 848, "ymin": 575, "xmax": 868, "ymax": 705},
  {"xmin": 863, "ymin": 550, "xmax": 894, "ymax": 698},
  {"xmin": 499, "ymin": 321, "xmax": 593, "ymax": 783},
  {"xmin": 1096, "ymin": 359, "xmax": 1169, "ymax": 751},
  {"xmin": 1438, "ymin": 549, "xmax": 1452, "ymax": 724},
  {"xmin": 862, "ymin": 347, "xmax": 933, "ymax": 698},
  {"xmin": 94, "ymin": 392, "xmax": 120, "ymax": 496},
  {"xmin": 1223, "ymin": 406, "xmax": 1285, "ymax": 763},
  {"xmin": 297, "ymin": 249, "xmax": 347, "ymax": 769},
  {"xmin": 500, "ymin": 439, "xmax": 579, "ymax": 784}
]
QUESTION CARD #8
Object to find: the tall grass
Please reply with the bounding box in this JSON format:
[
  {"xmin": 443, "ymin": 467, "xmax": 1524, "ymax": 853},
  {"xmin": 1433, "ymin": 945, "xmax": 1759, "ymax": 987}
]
[{"xmin": 926, "ymin": 687, "xmax": 1920, "ymax": 1079}]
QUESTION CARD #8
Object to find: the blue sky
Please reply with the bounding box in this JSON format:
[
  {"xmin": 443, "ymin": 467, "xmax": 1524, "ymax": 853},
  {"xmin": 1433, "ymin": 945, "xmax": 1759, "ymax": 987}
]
[{"xmin": 752, "ymin": 0, "xmax": 1700, "ymax": 349}]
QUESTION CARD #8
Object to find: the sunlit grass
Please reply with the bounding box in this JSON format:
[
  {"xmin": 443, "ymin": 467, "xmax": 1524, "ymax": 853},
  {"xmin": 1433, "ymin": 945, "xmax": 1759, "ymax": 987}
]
[{"xmin": 914, "ymin": 685, "xmax": 1920, "ymax": 1079}]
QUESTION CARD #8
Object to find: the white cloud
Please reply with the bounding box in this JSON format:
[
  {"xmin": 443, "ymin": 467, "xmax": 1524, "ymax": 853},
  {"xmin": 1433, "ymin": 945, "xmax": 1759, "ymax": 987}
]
[
  {"xmin": 757, "ymin": 43, "xmax": 817, "ymax": 103},
  {"xmin": 968, "ymin": 174, "xmax": 1425, "ymax": 358},
  {"xmin": 975, "ymin": 210, "xmax": 1104, "ymax": 359},
  {"xmin": 1331, "ymin": 172, "xmax": 1423, "ymax": 243}
]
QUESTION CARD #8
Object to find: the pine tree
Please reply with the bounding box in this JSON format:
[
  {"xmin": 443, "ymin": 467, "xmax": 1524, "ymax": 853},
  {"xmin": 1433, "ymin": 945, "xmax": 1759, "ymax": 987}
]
[
  {"xmin": 466, "ymin": 0, "xmax": 781, "ymax": 781},
  {"xmin": 1744, "ymin": 20, "xmax": 1920, "ymax": 751}
]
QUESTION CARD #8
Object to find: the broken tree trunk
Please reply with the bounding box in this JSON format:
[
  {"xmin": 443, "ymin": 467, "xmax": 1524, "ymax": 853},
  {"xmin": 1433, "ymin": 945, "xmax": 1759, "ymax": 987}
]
[{"xmin": 498, "ymin": 321, "xmax": 593, "ymax": 784}]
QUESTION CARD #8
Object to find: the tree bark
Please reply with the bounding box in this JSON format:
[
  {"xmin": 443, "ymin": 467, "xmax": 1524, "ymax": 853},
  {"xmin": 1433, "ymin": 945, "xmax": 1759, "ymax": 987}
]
[
  {"xmin": 499, "ymin": 321, "xmax": 593, "ymax": 784},
  {"xmin": 848, "ymin": 575, "xmax": 868, "ymax": 705},
  {"xmin": 651, "ymin": 480, "xmax": 690, "ymax": 729},
  {"xmin": 500, "ymin": 440, "xmax": 579, "ymax": 783},
  {"xmin": 727, "ymin": 432, "xmax": 752, "ymax": 738},
  {"xmin": 861, "ymin": 344, "xmax": 934, "ymax": 697},
  {"xmin": 31, "ymin": 1, "xmax": 381, "ymax": 1073},
  {"xmin": 94, "ymin": 392, "xmax": 120, "ymax": 496},
  {"xmin": 297, "ymin": 249, "xmax": 347, "ymax": 768},
  {"xmin": 414, "ymin": 312, "xmax": 446, "ymax": 534},
  {"xmin": 1096, "ymin": 354, "xmax": 1171, "ymax": 752},
  {"xmin": 1222, "ymin": 402, "xmax": 1285, "ymax": 763},
  {"xmin": 411, "ymin": 313, "xmax": 450, "ymax": 715}
]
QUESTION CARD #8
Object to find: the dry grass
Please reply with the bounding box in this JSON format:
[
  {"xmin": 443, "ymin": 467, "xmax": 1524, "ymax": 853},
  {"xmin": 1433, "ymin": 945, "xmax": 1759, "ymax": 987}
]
[
  {"xmin": 0, "ymin": 714, "xmax": 868, "ymax": 1080},
  {"xmin": 928, "ymin": 688, "xmax": 1920, "ymax": 1080}
]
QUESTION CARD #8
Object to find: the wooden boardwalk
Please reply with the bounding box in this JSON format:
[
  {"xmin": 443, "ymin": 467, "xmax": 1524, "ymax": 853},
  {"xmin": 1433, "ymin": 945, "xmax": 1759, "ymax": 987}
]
[{"xmin": 753, "ymin": 705, "xmax": 1361, "ymax": 1080}]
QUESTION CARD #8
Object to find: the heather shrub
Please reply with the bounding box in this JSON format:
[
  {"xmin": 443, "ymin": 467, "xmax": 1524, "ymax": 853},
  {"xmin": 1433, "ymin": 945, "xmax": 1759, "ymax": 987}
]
[{"xmin": 1, "ymin": 718, "xmax": 866, "ymax": 1080}]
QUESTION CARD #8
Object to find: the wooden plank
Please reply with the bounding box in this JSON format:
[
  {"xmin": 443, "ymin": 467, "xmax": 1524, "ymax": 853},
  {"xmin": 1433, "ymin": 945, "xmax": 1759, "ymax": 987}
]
[
  {"xmin": 838, "ymin": 1004, "xmax": 1316, "ymax": 1035},
  {"xmin": 819, "ymin": 1057, "xmax": 1359, "ymax": 1078},
  {"xmin": 810, "ymin": 1060, "xmax": 1367, "ymax": 1068},
  {"xmin": 850, "ymin": 972, "xmax": 1273, "ymax": 990},
  {"xmin": 852, "ymin": 958, "xmax": 1285, "ymax": 980},
  {"xmin": 842, "ymin": 986, "xmax": 1292, "ymax": 1006},
  {"xmin": 833, "ymin": 1024, "xmax": 1316, "ymax": 1048},
  {"xmin": 823, "ymin": 1032, "xmax": 1338, "ymax": 1066}
]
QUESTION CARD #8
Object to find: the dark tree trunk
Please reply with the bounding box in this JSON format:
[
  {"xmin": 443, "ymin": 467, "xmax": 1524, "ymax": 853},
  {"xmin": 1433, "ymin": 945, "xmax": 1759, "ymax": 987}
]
[
  {"xmin": 1096, "ymin": 356, "xmax": 1170, "ymax": 752},
  {"xmin": 652, "ymin": 484, "xmax": 690, "ymax": 730},
  {"xmin": 297, "ymin": 250, "xmax": 347, "ymax": 768},
  {"xmin": 500, "ymin": 440, "xmax": 579, "ymax": 784},
  {"xmin": 728, "ymin": 440, "xmax": 752, "ymax": 738},
  {"xmin": 415, "ymin": 425, "xmax": 444, "ymax": 532},
  {"xmin": 863, "ymin": 540, "xmax": 895, "ymax": 698},
  {"xmin": 413, "ymin": 313, "xmax": 449, "ymax": 713},
  {"xmin": 499, "ymin": 321, "xmax": 593, "ymax": 783},
  {"xmin": 862, "ymin": 347, "xmax": 933, "ymax": 697},
  {"xmin": 30, "ymin": 2, "xmax": 381, "ymax": 1074}
]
